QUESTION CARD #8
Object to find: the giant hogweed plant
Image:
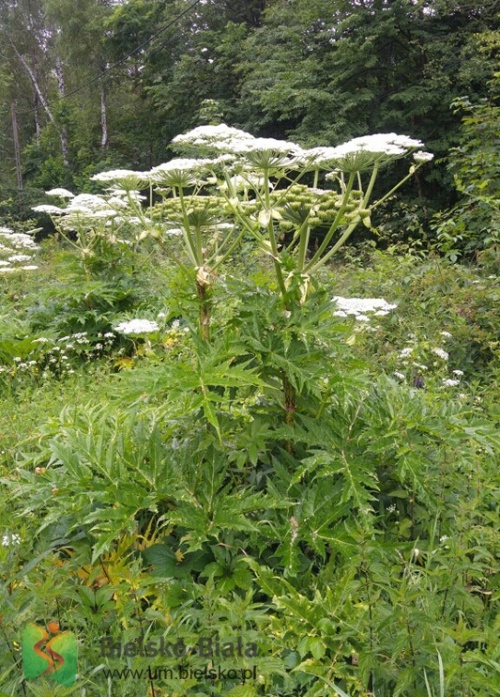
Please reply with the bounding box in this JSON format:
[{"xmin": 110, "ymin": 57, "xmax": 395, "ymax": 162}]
[
  {"xmin": 36, "ymin": 126, "xmax": 433, "ymax": 424},
  {"xmin": 36, "ymin": 126, "xmax": 433, "ymax": 329}
]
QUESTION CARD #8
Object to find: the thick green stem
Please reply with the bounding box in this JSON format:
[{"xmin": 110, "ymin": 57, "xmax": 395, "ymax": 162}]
[
  {"xmin": 308, "ymin": 219, "xmax": 360, "ymax": 273},
  {"xmin": 196, "ymin": 279, "xmax": 211, "ymax": 342},
  {"xmin": 177, "ymin": 187, "xmax": 199, "ymax": 266},
  {"xmin": 305, "ymin": 171, "xmax": 357, "ymax": 271},
  {"xmin": 261, "ymin": 168, "xmax": 288, "ymax": 303},
  {"xmin": 371, "ymin": 162, "xmax": 424, "ymax": 210},
  {"xmin": 361, "ymin": 162, "xmax": 379, "ymax": 208},
  {"xmin": 207, "ymin": 226, "xmax": 246, "ymax": 271},
  {"xmin": 283, "ymin": 372, "xmax": 297, "ymax": 425}
]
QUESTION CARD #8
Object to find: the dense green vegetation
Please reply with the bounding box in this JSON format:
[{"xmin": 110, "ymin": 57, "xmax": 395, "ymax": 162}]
[
  {"xmin": 0, "ymin": 2, "xmax": 499, "ymax": 696},
  {"xmin": 1, "ymin": 0, "xmax": 500, "ymax": 237}
]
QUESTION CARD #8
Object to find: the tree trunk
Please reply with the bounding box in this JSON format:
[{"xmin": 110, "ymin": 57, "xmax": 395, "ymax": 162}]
[
  {"xmin": 100, "ymin": 85, "xmax": 108, "ymax": 150},
  {"xmin": 9, "ymin": 39, "xmax": 69, "ymax": 166},
  {"xmin": 54, "ymin": 55, "xmax": 70, "ymax": 166},
  {"xmin": 11, "ymin": 102, "xmax": 23, "ymax": 189},
  {"xmin": 33, "ymin": 96, "xmax": 41, "ymax": 143}
]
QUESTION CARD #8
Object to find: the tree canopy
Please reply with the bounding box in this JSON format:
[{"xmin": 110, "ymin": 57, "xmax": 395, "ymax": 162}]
[{"xmin": 1, "ymin": 0, "xmax": 499, "ymax": 219}]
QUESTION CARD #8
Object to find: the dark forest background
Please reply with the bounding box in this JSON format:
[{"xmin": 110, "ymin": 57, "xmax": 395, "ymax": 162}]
[{"xmin": 1, "ymin": 0, "xmax": 500, "ymax": 243}]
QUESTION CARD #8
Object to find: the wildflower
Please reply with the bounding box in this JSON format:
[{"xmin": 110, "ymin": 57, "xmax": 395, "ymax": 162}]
[
  {"xmin": 46, "ymin": 188, "xmax": 75, "ymax": 198},
  {"xmin": 0, "ymin": 231, "xmax": 39, "ymax": 249},
  {"xmin": 433, "ymin": 348, "xmax": 449, "ymax": 361},
  {"xmin": 332, "ymin": 296, "xmax": 397, "ymax": 318},
  {"xmin": 398, "ymin": 347, "xmax": 413, "ymax": 358},
  {"xmin": 442, "ymin": 378, "xmax": 460, "ymax": 387},
  {"xmin": 149, "ymin": 158, "xmax": 215, "ymax": 180},
  {"xmin": 452, "ymin": 369, "xmax": 464, "ymax": 376},
  {"xmin": 393, "ymin": 372, "xmax": 406, "ymax": 380},
  {"xmin": 413, "ymin": 151, "xmax": 434, "ymax": 163},
  {"xmin": 440, "ymin": 331, "xmax": 452, "ymax": 339},
  {"xmin": 2, "ymin": 533, "xmax": 21, "ymax": 546},
  {"xmin": 65, "ymin": 194, "xmax": 111, "ymax": 213},
  {"xmin": 33, "ymin": 204, "xmax": 64, "ymax": 215},
  {"xmin": 7, "ymin": 254, "xmax": 31, "ymax": 262},
  {"xmin": 172, "ymin": 123, "xmax": 255, "ymax": 151},
  {"xmin": 115, "ymin": 319, "xmax": 159, "ymax": 335},
  {"xmin": 304, "ymin": 133, "xmax": 427, "ymax": 172},
  {"xmin": 440, "ymin": 535, "xmax": 450, "ymax": 543},
  {"xmin": 91, "ymin": 169, "xmax": 148, "ymax": 187}
]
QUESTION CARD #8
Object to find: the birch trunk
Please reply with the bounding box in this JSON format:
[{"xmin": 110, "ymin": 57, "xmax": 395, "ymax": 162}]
[
  {"xmin": 11, "ymin": 102, "xmax": 23, "ymax": 189},
  {"xmin": 100, "ymin": 85, "xmax": 108, "ymax": 149},
  {"xmin": 33, "ymin": 96, "xmax": 41, "ymax": 143},
  {"xmin": 9, "ymin": 39, "xmax": 69, "ymax": 166},
  {"xmin": 54, "ymin": 55, "xmax": 70, "ymax": 166}
]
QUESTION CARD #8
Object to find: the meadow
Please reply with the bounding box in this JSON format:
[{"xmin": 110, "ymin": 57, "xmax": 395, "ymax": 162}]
[{"xmin": 0, "ymin": 126, "xmax": 499, "ymax": 696}]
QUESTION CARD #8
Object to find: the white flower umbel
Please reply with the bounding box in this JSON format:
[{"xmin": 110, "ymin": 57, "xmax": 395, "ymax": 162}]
[
  {"xmin": 172, "ymin": 124, "xmax": 256, "ymax": 151},
  {"xmin": 442, "ymin": 378, "xmax": 460, "ymax": 387},
  {"xmin": 8, "ymin": 254, "xmax": 32, "ymax": 263},
  {"xmin": 413, "ymin": 151, "xmax": 434, "ymax": 163},
  {"xmin": 46, "ymin": 188, "xmax": 75, "ymax": 198},
  {"xmin": 149, "ymin": 158, "xmax": 218, "ymax": 186},
  {"xmin": 0, "ymin": 228, "xmax": 40, "ymax": 251},
  {"xmin": 319, "ymin": 133, "xmax": 423, "ymax": 172},
  {"xmin": 115, "ymin": 319, "xmax": 159, "ymax": 335},
  {"xmin": 332, "ymin": 296, "xmax": 397, "ymax": 320},
  {"xmin": 33, "ymin": 204, "xmax": 65, "ymax": 215},
  {"xmin": 0, "ymin": 229, "xmax": 39, "ymax": 272},
  {"xmin": 432, "ymin": 348, "xmax": 449, "ymax": 361},
  {"xmin": 2, "ymin": 532, "xmax": 21, "ymax": 546},
  {"xmin": 172, "ymin": 124, "xmax": 304, "ymax": 162},
  {"xmin": 66, "ymin": 194, "xmax": 116, "ymax": 213},
  {"xmin": 91, "ymin": 169, "xmax": 149, "ymax": 188}
]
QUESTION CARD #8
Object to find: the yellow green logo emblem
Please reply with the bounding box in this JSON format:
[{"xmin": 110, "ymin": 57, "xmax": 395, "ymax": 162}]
[{"xmin": 21, "ymin": 621, "xmax": 77, "ymax": 686}]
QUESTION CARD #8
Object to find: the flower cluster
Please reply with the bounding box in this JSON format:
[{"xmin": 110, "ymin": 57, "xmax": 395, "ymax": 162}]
[
  {"xmin": 1, "ymin": 532, "xmax": 21, "ymax": 546},
  {"xmin": 0, "ymin": 331, "xmax": 118, "ymax": 383},
  {"xmin": 332, "ymin": 296, "xmax": 397, "ymax": 322},
  {"xmin": 115, "ymin": 319, "xmax": 159, "ymax": 335},
  {"xmin": 0, "ymin": 227, "xmax": 40, "ymax": 273},
  {"xmin": 33, "ymin": 124, "xmax": 434, "ymax": 307},
  {"xmin": 391, "ymin": 332, "xmax": 467, "ymax": 391}
]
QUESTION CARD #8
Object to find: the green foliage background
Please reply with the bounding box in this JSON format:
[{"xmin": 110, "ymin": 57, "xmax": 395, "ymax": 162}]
[{"xmin": 0, "ymin": 1, "xmax": 499, "ymax": 695}]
